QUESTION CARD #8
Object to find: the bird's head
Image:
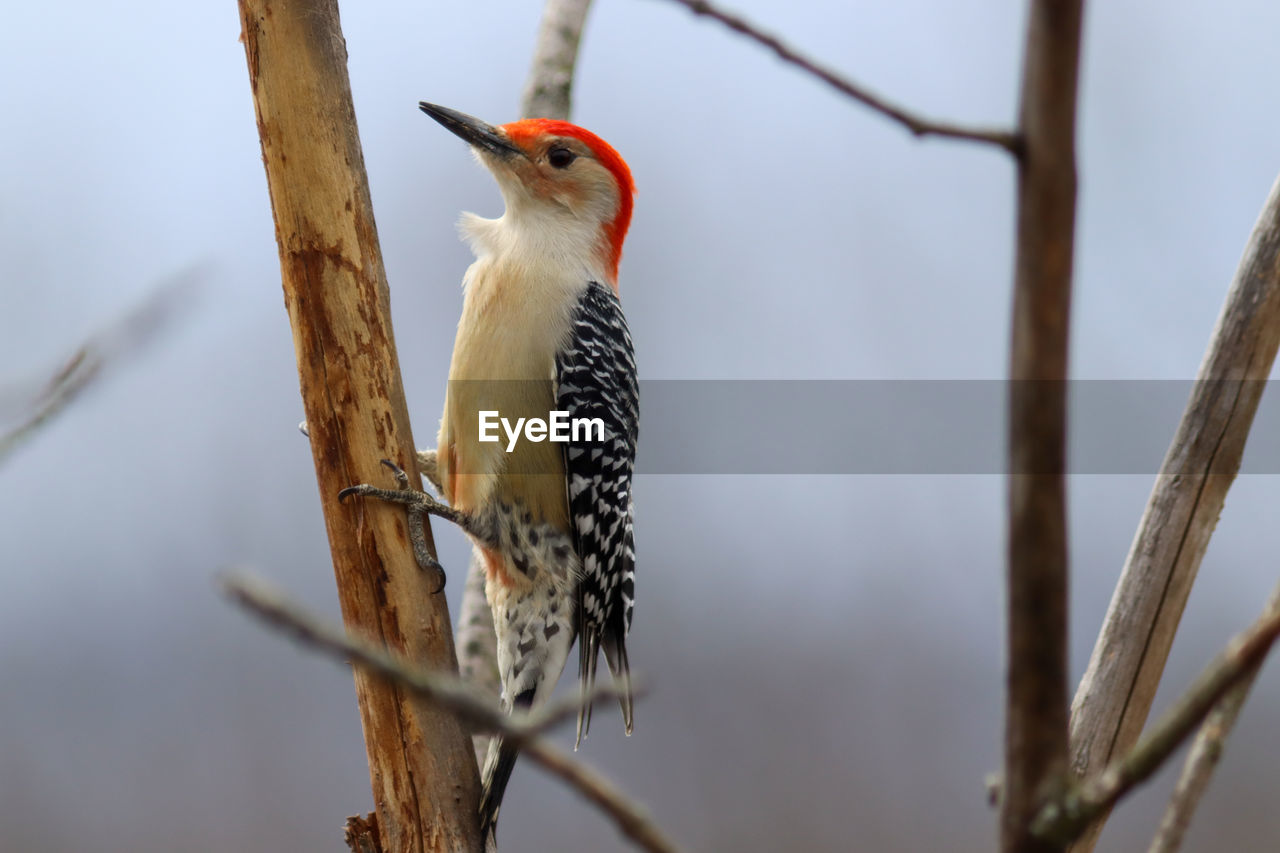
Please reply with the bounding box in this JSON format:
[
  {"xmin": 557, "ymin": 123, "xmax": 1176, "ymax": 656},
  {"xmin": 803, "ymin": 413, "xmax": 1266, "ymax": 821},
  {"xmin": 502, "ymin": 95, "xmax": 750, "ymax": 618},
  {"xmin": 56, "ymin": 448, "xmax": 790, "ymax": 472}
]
[{"xmin": 420, "ymin": 102, "xmax": 635, "ymax": 284}]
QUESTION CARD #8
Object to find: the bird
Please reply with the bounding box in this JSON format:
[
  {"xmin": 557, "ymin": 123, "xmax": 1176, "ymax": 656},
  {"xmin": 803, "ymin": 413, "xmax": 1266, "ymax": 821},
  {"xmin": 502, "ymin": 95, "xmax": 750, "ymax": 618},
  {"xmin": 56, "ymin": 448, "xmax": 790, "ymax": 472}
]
[{"xmin": 340, "ymin": 102, "xmax": 638, "ymax": 846}]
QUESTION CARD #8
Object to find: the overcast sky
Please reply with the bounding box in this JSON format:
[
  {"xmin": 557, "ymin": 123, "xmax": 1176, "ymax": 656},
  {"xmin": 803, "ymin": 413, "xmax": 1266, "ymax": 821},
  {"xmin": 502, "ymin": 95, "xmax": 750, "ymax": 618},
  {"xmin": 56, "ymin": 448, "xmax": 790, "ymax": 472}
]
[{"xmin": 3, "ymin": 1, "xmax": 1280, "ymax": 851}]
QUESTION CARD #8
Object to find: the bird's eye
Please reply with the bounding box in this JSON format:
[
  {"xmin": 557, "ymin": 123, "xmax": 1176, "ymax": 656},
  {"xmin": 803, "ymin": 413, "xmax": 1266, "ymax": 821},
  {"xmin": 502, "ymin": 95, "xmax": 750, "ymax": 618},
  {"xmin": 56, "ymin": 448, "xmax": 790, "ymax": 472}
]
[{"xmin": 548, "ymin": 147, "xmax": 577, "ymax": 169}]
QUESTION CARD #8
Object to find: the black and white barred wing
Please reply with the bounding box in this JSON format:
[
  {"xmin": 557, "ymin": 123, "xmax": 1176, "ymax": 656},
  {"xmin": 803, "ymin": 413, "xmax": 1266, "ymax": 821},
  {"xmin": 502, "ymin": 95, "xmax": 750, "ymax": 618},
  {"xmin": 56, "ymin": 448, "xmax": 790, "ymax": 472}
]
[{"xmin": 554, "ymin": 280, "xmax": 639, "ymax": 739}]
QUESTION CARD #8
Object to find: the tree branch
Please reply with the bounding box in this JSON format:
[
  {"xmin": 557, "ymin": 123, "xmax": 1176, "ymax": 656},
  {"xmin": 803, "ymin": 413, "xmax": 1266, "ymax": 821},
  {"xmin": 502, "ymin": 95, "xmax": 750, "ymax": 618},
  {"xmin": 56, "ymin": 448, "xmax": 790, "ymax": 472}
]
[
  {"xmin": 236, "ymin": 2, "xmax": 480, "ymax": 849},
  {"xmin": 1145, "ymin": 584, "xmax": 1280, "ymax": 853},
  {"xmin": 0, "ymin": 271, "xmax": 199, "ymax": 465},
  {"xmin": 1145, "ymin": 689, "xmax": 1251, "ymax": 853},
  {"xmin": 1066, "ymin": 173, "xmax": 1280, "ymax": 852},
  {"xmin": 522, "ymin": 0, "xmax": 595, "ymax": 120},
  {"xmin": 521, "ymin": 739, "xmax": 677, "ymax": 853},
  {"xmin": 222, "ymin": 573, "xmax": 633, "ymax": 741},
  {"xmin": 655, "ymin": 0, "xmax": 1020, "ymax": 152},
  {"xmin": 1001, "ymin": 2, "xmax": 1084, "ymax": 851},
  {"xmin": 223, "ymin": 572, "xmax": 681, "ymax": 853},
  {"xmin": 1032, "ymin": 579, "xmax": 1280, "ymax": 844}
]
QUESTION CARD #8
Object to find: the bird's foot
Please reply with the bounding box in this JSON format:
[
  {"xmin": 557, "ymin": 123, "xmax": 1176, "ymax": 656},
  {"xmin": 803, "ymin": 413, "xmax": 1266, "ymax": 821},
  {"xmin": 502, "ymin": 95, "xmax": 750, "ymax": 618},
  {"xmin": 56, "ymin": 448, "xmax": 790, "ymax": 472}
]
[{"xmin": 339, "ymin": 459, "xmax": 462, "ymax": 592}]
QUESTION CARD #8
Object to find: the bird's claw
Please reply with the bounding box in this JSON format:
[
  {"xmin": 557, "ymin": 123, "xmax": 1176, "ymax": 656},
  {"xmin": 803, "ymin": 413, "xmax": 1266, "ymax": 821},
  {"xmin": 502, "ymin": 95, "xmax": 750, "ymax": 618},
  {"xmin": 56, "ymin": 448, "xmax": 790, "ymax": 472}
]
[
  {"xmin": 380, "ymin": 458, "xmax": 410, "ymax": 486},
  {"xmin": 425, "ymin": 557, "xmax": 446, "ymax": 594},
  {"xmin": 339, "ymin": 459, "xmax": 449, "ymax": 593}
]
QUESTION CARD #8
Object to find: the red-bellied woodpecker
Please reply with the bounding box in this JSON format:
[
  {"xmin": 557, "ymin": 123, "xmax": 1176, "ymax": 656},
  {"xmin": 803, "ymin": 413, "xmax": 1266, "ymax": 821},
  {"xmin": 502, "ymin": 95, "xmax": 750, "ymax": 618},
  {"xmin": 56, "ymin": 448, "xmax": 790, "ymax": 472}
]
[{"xmin": 340, "ymin": 102, "xmax": 638, "ymax": 844}]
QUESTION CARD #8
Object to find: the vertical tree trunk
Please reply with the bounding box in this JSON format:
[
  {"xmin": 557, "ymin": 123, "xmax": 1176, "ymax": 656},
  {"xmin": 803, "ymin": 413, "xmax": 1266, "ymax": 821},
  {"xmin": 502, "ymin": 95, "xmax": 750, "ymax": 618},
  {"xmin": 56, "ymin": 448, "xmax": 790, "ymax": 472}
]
[
  {"xmin": 237, "ymin": 1, "xmax": 482, "ymax": 850},
  {"xmin": 1003, "ymin": 2, "xmax": 1084, "ymax": 851}
]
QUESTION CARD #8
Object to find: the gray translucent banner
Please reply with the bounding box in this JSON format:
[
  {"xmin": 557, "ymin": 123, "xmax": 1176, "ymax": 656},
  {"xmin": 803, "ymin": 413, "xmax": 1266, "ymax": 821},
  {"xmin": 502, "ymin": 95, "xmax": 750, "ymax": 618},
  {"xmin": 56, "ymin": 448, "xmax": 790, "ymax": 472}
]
[{"xmin": 439, "ymin": 380, "xmax": 1280, "ymax": 474}]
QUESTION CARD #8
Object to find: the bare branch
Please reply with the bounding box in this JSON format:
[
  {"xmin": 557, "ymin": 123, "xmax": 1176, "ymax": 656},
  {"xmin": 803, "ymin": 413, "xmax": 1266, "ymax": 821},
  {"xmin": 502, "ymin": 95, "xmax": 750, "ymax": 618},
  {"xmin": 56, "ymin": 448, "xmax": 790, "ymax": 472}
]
[
  {"xmin": 1146, "ymin": 677, "xmax": 1252, "ymax": 853},
  {"xmin": 1067, "ymin": 174, "xmax": 1280, "ymax": 852},
  {"xmin": 1000, "ymin": 2, "xmax": 1084, "ymax": 851},
  {"xmin": 225, "ymin": 572, "xmax": 514, "ymax": 730},
  {"xmin": 0, "ymin": 349, "xmax": 102, "ymax": 465},
  {"xmin": 1033, "ymin": 579, "xmax": 1280, "ymax": 844},
  {"xmin": 236, "ymin": 1, "xmax": 479, "ymax": 849},
  {"xmin": 1147, "ymin": 585, "xmax": 1280, "ymax": 853},
  {"xmin": 0, "ymin": 270, "xmax": 201, "ymax": 465},
  {"xmin": 223, "ymin": 572, "xmax": 681, "ymax": 853},
  {"xmin": 522, "ymin": 0, "xmax": 595, "ymax": 120},
  {"xmin": 522, "ymin": 739, "xmax": 678, "ymax": 853},
  {"xmin": 655, "ymin": 0, "xmax": 1019, "ymax": 152},
  {"xmin": 222, "ymin": 572, "xmax": 631, "ymax": 741}
]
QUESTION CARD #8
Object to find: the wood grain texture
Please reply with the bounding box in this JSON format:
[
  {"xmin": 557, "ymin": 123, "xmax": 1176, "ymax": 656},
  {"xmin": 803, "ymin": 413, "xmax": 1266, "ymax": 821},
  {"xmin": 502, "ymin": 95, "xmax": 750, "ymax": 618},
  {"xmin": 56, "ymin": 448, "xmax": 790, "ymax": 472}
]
[
  {"xmin": 1002, "ymin": 2, "xmax": 1084, "ymax": 851},
  {"xmin": 1067, "ymin": 174, "xmax": 1280, "ymax": 852},
  {"xmin": 237, "ymin": 2, "xmax": 482, "ymax": 850},
  {"xmin": 345, "ymin": 813, "xmax": 381, "ymax": 853}
]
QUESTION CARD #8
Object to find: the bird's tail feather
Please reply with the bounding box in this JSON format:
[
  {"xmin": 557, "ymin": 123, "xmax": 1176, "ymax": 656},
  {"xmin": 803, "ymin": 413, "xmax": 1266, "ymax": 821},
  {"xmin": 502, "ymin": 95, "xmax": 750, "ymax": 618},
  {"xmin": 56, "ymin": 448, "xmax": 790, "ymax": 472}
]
[
  {"xmin": 602, "ymin": 629, "xmax": 634, "ymax": 734},
  {"xmin": 480, "ymin": 686, "xmax": 537, "ymax": 844},
  {"xmin": 479, "ymin": 732, "xmax": 520, "ymax": 844},
  {"xmin": 575, "ymin": 630, "xmax": 601, "ymax": 747}
]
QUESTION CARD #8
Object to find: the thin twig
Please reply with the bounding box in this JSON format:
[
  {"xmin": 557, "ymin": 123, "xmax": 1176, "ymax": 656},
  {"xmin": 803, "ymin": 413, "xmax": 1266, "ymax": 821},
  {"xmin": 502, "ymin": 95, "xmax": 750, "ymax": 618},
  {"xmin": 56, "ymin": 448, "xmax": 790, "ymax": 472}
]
[
  {"xmin": 0, "ymin": 348, "xmax": 101, "ymax": 464},
  {"xmin": 1000, "ymin": 2, "xmax": 1084, "ymax": 851},
  {"xmin": 1146, "ymin": 682, "xmax": 1249, "ymax": 853},
  {"xmin": 655, "ymin": 0, "xmax": 1020, "ymax": 152},
  {"xmin": 1147, "ymin": 585, "xmax": 1280, "ymax": 853},
  {"xmin": 522, "ymin": 0, "xmax": 595, "ymax": 120},
  {"xmin": 222, "ymin": 572, "xmax": 632, "ymax": 741},
  {"xmin": 1067, "ymin": 174, "xmax": 1280, "ymax": 853},
  {"xmin": 222, "ymin": 572, "xmax": 680, "ymax": 853},
  {"xmin": 0, "ymin": 271, "xmax": 200, "ymax": 465},
  {"xmin": 523, "ymin": 739, "xmax": 677, "ymax": 853},
  {"xmin": 1033, "ymin": 579, "xmax": 1280, "ymax": 844}
]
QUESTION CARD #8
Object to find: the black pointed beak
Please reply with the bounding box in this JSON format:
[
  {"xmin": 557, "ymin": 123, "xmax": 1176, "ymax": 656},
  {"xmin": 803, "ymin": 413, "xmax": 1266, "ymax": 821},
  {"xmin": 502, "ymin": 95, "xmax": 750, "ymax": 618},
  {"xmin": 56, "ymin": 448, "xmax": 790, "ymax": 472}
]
[{"xmin": 419, "ymin": 102, "xmax": 522, "ymax": 159}]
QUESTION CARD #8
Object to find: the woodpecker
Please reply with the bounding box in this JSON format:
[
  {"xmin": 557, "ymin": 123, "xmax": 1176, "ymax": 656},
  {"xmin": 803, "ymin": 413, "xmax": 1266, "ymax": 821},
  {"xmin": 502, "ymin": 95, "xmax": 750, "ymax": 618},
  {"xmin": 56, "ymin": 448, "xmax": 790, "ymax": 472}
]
[{"xmin": 341, "ymin": 102, "xmax": 638, "ymax": 844}]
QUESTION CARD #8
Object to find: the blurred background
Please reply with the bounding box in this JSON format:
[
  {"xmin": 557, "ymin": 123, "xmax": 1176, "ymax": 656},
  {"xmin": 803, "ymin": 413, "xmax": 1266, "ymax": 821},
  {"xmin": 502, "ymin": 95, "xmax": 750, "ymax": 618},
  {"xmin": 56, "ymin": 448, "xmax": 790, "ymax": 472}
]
[{"xmin": 3, "ymin": 0, "xmax": 1279, "ymax": 850}]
